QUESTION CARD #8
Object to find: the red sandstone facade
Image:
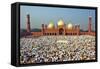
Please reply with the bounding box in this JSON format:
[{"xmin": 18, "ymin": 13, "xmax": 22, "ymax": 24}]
[{"xmin": 25, "ymin": 14, "xmax": 95, "ymax": 37}]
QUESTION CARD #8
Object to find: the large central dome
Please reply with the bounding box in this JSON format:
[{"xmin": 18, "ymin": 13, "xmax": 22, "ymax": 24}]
[{"xmin": 58, "ymin": 19, "xmax": 64, "ymax": 27}]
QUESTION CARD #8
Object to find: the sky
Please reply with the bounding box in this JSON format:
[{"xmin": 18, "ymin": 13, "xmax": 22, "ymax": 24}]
[{"xmin": 20, "ymin": 5, "xmax": 96, "ymax": 31}]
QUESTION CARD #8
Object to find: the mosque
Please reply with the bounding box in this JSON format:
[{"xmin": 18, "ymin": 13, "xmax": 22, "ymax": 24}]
[{"xmin": 23, "ymin": 14, "xmax": 95, "ymax": 37}]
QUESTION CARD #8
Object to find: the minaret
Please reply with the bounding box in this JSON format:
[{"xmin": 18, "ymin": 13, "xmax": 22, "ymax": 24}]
[
  {"xmin": 26, "ymin": 14, "xmax": 31, "ymax": 32},
  {"xmin": 42, "ymin": 24, "xmax": 44, "ymax": 35},
  {"xmin": 45, "ymin": 24, "xmax": 47, "ymax": 29},
  {"xmin": 88, "ymin": 16, "xmax": 92, "ymax": 33}
]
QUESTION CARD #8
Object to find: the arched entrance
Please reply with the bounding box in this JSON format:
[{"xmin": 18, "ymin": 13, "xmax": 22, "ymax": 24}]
[{"xmin": 59, "ymin": 28, "xmax": 64, "ymax": 35}]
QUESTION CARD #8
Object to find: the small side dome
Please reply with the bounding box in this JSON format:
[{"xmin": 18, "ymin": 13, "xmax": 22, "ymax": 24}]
[
  {"xmin": 47, "ymin": 21, "xmax": 54, "ymax": 29},
  {"xmin": 67, "ymin": 22, "xmax": 73, "ymax": 29}
]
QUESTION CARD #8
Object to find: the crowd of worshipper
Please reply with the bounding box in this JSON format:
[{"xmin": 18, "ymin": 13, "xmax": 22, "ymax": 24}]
[{"xmin": 20, "ymin": 35, "xmax": 95, "ymax": 64}]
